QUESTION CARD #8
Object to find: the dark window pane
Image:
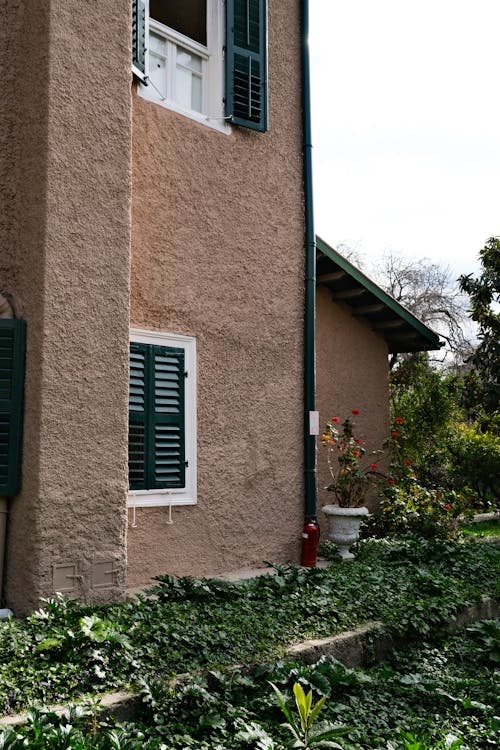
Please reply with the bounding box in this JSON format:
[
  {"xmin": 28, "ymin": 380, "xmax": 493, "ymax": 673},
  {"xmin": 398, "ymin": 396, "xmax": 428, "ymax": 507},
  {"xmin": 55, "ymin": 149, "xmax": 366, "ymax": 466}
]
[{"xmin": 150, "ymin": 0, "xmax": 207, "ymax": 46}]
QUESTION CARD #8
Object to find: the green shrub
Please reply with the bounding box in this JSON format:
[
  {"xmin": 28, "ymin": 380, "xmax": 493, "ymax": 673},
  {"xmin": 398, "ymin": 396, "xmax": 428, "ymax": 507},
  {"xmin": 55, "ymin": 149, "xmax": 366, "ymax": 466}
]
[
  {"xmin": 390, "ymin": 356, "xmax": 460, "ymax": 480},
  {"xmin": 364, "ymin": 477, "xmax": 473, "ymax": 540},
  {"xmin": 450, "ymin": 423, "xmax": 500, "ymax": 504}
]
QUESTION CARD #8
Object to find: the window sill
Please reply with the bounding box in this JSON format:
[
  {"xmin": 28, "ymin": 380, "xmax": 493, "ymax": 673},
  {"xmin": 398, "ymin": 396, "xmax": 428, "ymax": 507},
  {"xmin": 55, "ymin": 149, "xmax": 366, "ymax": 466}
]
[
  {"xmin": 128, "ymin": 489, "xmax": 197, "ymax": 508},
  {"xmin": 137, "ymin": 84, "xmax": 231, "ymax": 135}
]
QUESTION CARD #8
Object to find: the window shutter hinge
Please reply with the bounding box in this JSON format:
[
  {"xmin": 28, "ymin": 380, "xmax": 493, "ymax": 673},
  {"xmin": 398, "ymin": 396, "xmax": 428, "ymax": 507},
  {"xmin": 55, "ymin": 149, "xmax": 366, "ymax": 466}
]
[
  {"xmin": 185, "ymin": 460, "xmax": 189, "ymax": 468},
  {"xmin": 184, "ymin": 370, "xmax": 188, "ymax": 378}
]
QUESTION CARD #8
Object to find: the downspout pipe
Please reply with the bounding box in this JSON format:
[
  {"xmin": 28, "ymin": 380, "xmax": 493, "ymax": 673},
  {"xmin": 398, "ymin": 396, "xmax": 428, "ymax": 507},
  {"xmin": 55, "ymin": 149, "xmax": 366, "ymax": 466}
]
[
  {"xmin": 300, "ymin": 0, "xmax": 317, "ymax": 520},
  {"xmin": 0, "ymin": 292, "xmax": 14, "ymax": 612}
]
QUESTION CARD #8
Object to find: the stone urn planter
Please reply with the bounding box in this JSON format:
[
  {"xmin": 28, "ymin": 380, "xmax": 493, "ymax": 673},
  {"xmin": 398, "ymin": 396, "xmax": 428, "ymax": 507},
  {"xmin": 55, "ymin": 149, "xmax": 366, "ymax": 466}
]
[{"xmin": 322, "ymin": 505, "xmax": 369, "ymax": 561}]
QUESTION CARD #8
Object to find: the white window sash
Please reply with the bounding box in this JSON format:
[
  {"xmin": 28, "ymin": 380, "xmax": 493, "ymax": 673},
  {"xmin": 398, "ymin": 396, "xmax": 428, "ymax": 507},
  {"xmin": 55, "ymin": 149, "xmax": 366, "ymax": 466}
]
[{"xmin": 138, "ymin": 0, "xmax": 230, "ymax": 134}]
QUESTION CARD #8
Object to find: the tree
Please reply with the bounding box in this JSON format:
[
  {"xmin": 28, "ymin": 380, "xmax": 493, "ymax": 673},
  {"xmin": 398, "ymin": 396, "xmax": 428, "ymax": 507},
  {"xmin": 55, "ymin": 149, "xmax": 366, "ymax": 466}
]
[
  {"xmin": 373, "ymin": 252, "xmax": 472, "ymax": 367},
  {"xmin": 459, "ymin": 237, "xmax": 500, "ymax": 413}
]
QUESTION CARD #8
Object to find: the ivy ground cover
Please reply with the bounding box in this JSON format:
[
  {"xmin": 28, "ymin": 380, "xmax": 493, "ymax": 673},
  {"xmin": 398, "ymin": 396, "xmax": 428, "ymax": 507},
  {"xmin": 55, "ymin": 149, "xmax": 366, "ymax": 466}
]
[
  {"xmin": 0, "ymin": 621, "xmax": 498, "ymax": 748},
  {"xmin": 0, "ymin": 537, "xmax": 498, "ymax": 718}
]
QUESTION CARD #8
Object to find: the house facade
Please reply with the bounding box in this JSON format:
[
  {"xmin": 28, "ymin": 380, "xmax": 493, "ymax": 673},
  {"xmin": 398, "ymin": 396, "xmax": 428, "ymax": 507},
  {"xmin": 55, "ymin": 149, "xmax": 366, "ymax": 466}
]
[
  {"xmin": 0, "ymin": 2, "xmax": 441, "ymax": 615},
  {"xmin": 0, "ymin": 0, "xmax": 308, "ymax": 614}
]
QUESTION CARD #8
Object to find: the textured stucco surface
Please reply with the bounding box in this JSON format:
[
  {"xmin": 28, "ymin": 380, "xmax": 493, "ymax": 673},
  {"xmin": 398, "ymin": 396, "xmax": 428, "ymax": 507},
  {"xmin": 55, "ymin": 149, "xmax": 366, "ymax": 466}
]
[
  {"xmin": 316, "ymin": 286, "xmax": 391, "ymax": 524},
  {"xmin": 127, "ymin": 0, "xmax": 305, "ymax": 586},
  {"xmin": 1, "ymin": 0, "xmax": 132, "ymax": 614}
]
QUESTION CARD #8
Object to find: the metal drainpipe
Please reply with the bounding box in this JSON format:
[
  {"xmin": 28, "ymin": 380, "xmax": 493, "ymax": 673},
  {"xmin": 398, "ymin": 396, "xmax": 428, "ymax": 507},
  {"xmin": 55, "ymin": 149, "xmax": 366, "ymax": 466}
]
[
  {"xmin": 301, "ymin": 0, "xmax": 317, "ymax": 520},
  {"xmin": 0, "ymin": 293, "xmax": 14, "ymax": 607}
]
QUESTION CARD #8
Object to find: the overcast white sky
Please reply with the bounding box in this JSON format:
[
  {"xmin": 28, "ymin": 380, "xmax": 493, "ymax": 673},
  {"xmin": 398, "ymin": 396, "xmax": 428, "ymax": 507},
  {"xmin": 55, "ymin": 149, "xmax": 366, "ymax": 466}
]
[{"xmin": 309, "ymin": 0, "xmax": 500, "ymax": 281}]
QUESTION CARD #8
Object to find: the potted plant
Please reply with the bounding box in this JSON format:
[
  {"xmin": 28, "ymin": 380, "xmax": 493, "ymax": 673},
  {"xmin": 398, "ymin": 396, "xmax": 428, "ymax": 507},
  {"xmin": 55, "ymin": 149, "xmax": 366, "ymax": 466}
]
[{"xmin": 321, "ymin": 410, "xmax": 381, "ymax": 560}]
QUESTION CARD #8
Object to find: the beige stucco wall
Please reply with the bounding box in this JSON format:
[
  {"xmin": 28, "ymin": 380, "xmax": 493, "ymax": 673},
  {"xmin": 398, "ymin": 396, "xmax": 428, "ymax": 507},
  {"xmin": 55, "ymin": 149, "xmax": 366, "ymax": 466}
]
[
  {"xmin": 0, "ymin": 0, "xmax": 132, "ymax": 614},
  {"xmin": 316, "ymin": 286, "xmax": 391, "ymax": 525},
  {"xmin": 127, "ymin": 0, "xmax": 305, "ymax": 587}
]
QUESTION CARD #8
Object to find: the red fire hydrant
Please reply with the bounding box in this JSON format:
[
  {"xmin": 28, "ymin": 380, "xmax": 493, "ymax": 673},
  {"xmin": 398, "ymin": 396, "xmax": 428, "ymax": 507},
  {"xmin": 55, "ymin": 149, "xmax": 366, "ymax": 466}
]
[{"xmin": 301, "ymin": 516, "xmax": 320, "ymax": 567}]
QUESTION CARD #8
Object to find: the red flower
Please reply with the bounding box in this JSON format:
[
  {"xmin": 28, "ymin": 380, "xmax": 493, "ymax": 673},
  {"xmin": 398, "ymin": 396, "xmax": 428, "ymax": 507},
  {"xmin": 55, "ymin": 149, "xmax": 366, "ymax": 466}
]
[
  {"xmin": 391, "ymin": 431, "xmax": 399, "ymax": 438},
  {"xmin": 370, "ymin": 463, "xmax": 378, "ymax": 469},
  {"xmin": 353, "ymin": 450, "xmax": 361, "ymax": 457},
  {"xmin": 444, "ymin": 503, "xmax": 452, "ymax": 510},
  {"xmin": 405, "ymin": 460, "xmax": 412, "ymax": 466},
  {"xmin": 410, "ymin": 473, "xmax": 416, "ymax": 478},
  {"xmin": 388, "ymin": 478, "xmax": 395, "ymax": 485},
  {"xmin": 395, "ymin": 417, "xmax": 405, "ymax": 423},
  {"xmin": 351, "ymin": 409, "xmax": 360, "ymax": 415},
  {"xmin": 331, "ymin": 416, "xmax": 340, "ymax": 423},
  {"xmin": 355, "ymin": 439, "xmax": 362, "ymax": 445}
]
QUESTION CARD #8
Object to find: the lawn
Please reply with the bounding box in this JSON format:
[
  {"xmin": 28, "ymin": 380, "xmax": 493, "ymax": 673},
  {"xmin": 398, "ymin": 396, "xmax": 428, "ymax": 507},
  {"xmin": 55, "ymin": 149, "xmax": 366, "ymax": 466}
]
[{"xmin": 460, "ymin": 518, "xmax": 500, "ymax": 538}]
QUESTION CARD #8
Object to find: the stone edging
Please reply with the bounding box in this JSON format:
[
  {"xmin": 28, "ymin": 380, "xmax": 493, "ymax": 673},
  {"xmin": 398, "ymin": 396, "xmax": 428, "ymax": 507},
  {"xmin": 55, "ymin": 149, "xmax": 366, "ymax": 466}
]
[
  {"xmin": 1, "ymin": 596, "xmax": 498, "ymax": 728},
  {"xmin": 286, "ymin": 595, "xmax": 500, "ymax": 668}
]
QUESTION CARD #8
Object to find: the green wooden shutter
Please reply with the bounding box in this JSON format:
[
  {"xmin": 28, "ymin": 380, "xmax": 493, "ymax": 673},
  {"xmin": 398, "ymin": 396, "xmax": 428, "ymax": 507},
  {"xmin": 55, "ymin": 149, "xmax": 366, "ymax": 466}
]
[
  {"xmin": 128, "ymin": 343, "xmax": 185, "ymax": 490},
  {"xmin": 132, "ymin": 0, "xmax": 148, "ymax": 83},
  {"xmin": 0, "ymin": 319, "xmax": 26, "ymax": 496},
  {"xmin": 226, "ymin": 0, "xmax": 268, "ymax": 132},
  {"xmin": 150, "ymin": 346, "xmax": 185, "ymax": 489},
  {"xmin": 129, "ymin": 343, "xmax": 147, "ymax": 489}
]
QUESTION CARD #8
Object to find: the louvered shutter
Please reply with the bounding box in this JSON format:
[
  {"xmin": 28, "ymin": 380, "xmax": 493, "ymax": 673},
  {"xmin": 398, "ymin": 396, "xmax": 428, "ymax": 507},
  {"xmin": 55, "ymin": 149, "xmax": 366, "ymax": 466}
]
[
  {"xmin": 129, "ymin": 343, "xmax": 147, "ymax": 489},
  {"xmin": 226, "ymin": 0, "xmax": 268, "ymax": 132},
  {"xmin": 132, "ymin": 0, "xmax": 148, "ymax": 83},
  {"xmin": 150, "ymin": 346, "xmax": 185, "ymax": 488},
  {"xmin": 0, "ymin": 320, "xmax": 26, "ymax": 496},
  {"xmin": 128, "ymin": 343, "xmax": 185, "ymax": 490}
]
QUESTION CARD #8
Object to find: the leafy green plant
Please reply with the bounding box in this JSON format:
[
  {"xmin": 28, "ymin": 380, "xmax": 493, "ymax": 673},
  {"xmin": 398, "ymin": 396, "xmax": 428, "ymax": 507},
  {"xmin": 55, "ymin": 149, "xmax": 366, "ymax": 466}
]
[
  {"xmin": 364, "ymin": 481, "xmax": 470, "ymax": 540},
  {"xmin": 397, "ymin": 731, "xmax": 464, "ymax": 749},
  {"xmin": 389, "ymin": 355, "xmax": 461, "ymax": 483},
  {"xmin": 270, "ymin": 681, "xmax": 348, "ymax": 748},
  {"xmin": 449, "ymin": 423, "xmax": 500, "ymax": 504},
  {"xmin": 466, "ymin": 620, "xmax": 500, "ymax": 665}
]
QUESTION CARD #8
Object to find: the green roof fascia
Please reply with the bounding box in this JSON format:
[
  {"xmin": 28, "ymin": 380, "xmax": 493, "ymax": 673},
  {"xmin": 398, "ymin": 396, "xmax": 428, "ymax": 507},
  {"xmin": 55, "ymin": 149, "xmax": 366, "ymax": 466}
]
[{"xmin": 315, "ymin": 236, "xmax": 443, "ymax": 350}]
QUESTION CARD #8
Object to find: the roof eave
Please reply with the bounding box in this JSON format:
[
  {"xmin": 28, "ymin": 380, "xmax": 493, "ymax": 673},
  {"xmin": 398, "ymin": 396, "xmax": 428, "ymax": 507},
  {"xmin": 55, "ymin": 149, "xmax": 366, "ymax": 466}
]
[{"xmin": 316, "ymin": 236, "xmax": 443, "ymax": 354}]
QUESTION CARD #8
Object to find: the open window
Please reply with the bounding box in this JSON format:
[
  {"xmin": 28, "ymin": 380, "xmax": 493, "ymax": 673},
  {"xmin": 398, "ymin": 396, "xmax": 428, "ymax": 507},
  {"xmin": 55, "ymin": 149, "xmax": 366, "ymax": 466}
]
[{"xmin": 132, "ymin": 0, "xmax": 268, "ymax": 132}]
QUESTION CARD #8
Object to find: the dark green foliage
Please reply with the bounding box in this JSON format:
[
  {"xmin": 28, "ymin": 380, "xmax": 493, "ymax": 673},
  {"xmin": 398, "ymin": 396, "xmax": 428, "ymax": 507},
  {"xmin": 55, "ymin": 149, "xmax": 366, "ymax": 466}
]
[
  {"xmin": 390, "ymin": 354, "xmax": 461, "ymax": 486},
  {"xmin": 363, "ymin": 481, "xmax": 474, "ymax": 540},
  {"xmin": 449, "ymin": 424, "xmax": 500, "ymax": 503},
  {"xmin": 0, "ymin": 539, "xmax": 498, "ymax": 717},
  {"xmin": 387, "ymin": 355, "xmax": 499, "ymax": 506},
  {"xmin": 459, "ymin": 237, "xmax": 500, "ymax": 413},
  {"xmin": 1, "ymin": 624, "xmax": 498, "ymax": 749}
]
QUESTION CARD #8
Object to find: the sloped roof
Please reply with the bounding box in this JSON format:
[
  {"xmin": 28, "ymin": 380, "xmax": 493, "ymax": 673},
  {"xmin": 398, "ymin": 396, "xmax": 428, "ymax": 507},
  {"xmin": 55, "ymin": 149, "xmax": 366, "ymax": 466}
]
[{"xmin": 316, "ymin": 236, "xmax": 443, "ymax": 354}]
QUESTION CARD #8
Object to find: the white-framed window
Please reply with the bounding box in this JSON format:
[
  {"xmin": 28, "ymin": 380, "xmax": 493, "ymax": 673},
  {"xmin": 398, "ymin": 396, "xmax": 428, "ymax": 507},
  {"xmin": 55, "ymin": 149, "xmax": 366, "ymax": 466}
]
[
  {"xmin": 138, "ymin": 0, "xmax": 229, "ymax": 133},
  {"xmin": 133, "ymin": 0, "xmax": 269, "ymax": 133},
  {"xmin": 128, "ymin": 328, "xmax": 197, "ymax": 508}
]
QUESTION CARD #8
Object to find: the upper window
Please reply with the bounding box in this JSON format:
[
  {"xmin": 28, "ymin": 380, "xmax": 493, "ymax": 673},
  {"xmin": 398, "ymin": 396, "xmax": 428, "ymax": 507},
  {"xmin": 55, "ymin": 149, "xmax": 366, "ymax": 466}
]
[
  {"xmin": 128, "ymin": 329, "xmax": 197, "ymax": 507},
  {"xmin": 132, "ymin": 0, "xmax": 268, "ymax": 132}
]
